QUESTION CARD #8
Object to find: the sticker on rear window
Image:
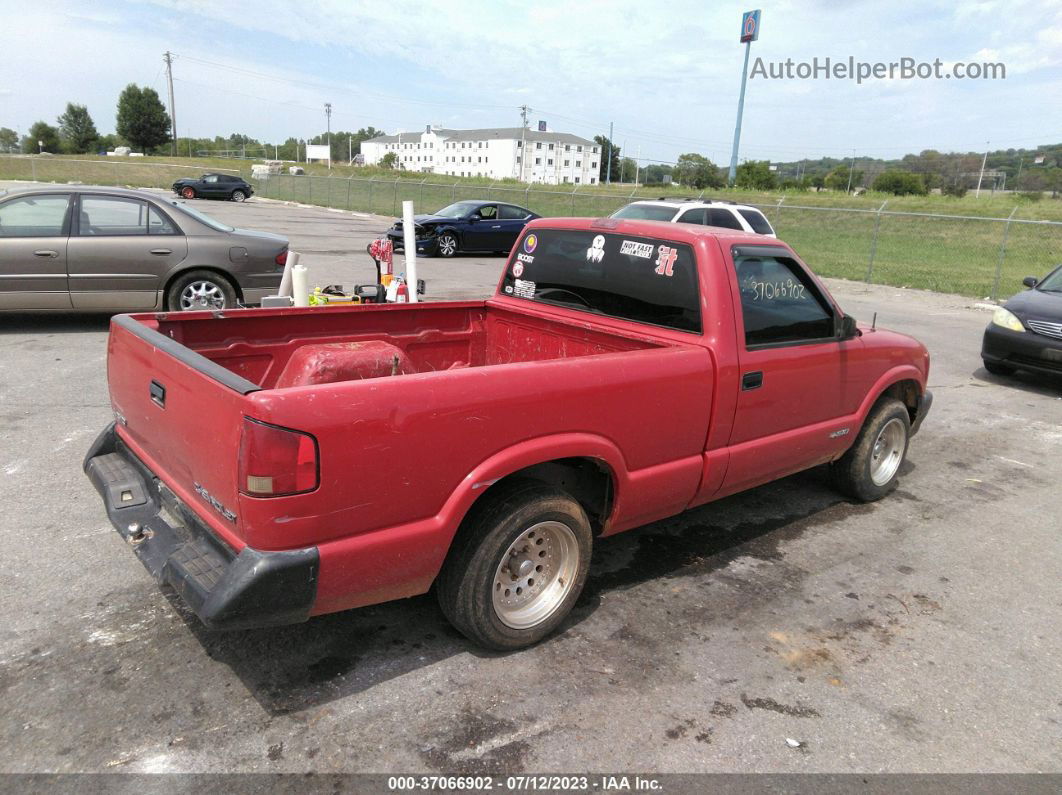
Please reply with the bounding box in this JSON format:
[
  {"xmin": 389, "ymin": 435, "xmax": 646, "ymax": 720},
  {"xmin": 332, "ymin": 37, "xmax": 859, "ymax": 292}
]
[
  {"xmin": 620, "ymin": 240, "xmax": 654, "ymax": 258},
  {"xmin": 512, "ymin": 262, "xmax": 525, "ymax": 277},
  {"xmin": 586, "ymin": 235, "xmax": 605, "ymax": 262},
  {"xmin": 513, "ymin": 279, "xmax": 536, "ymax": 299},
  {"xmin": 654, "ymin": 245, "xmax": 678, "ymax": 277}
]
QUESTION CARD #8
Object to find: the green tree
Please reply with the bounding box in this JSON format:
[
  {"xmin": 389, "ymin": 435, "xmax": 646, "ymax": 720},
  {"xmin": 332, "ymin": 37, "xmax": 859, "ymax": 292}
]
[
  {"xmin": 824, "ymin": 165, "xmax": 862, "ymax": 191},
  {"xmin": 617, "ymin": 157, "xmax": 638, "ymax": 182},
  {"xmin": 57, "ymin": 103, "xmax": 99, "ymax": 153},
  {"xmin": 672, "ymin": 153, "xmax": 723, "ymax": 189},
  {"xmin": 380, "ymin": 151, "xmax": 398, "ymax": 169},
  {"xmin": 871, "ymin": 170, "xmax": 928, "ymax": 196},
  {"xmin": 116, "ymin": 84, "xmax": 171, "ymax": 153},
  {"xmin": 735, "ymin": 160, "xmax": 777, "ymax": 190},
  {"xmin": 21, "ymin": 121, "xmax": 61, "ymax": 153},
  {"xmin": 0, "ymin": 127, "xmax": 17, "ymax": 152},
  {"xmin": 593, "ymin": 135, "xmax": 621, "ymax": 183}
]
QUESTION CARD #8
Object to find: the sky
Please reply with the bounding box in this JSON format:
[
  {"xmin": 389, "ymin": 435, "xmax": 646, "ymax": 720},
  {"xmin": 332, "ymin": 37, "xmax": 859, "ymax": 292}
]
[{"xmin": 0, "ymin": 0, "xmax": 1060, "ymax": 166}]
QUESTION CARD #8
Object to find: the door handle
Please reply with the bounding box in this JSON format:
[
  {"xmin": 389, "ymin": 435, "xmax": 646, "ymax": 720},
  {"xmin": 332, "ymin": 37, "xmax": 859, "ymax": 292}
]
[
  {"xmin": 742, "ymin": 371, "xmax": 764, "ymax": 390},
  {"xmin": 34, "ymin": 250, "xmax": 59, "ymax": 258},
  {"xmin": 149, "ymin": 249, "xmax": 172, "ymax": 255},
  {"xmin": 491, "ymin": 225, "xmax": 501, "ymax": 229}
]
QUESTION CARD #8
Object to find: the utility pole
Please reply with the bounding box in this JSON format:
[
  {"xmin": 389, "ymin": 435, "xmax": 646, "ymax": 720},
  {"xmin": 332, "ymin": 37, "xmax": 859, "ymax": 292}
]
[
  {"xmin": 519, "ymin": 104, "xmax": 529, "ymax": 182},
  {"xmin": 975, "ymin": 141, "xmax": 989, "ymax": 197},
  {"xmin": 324, "ymin": 103, "xmax": 332, "ymax": 169},
  {"xmin": 846, "ymin": 148, "xmax": 856, "ymax": 193},
  {"xmin": 1015, "ymin": 157, "xmax": 1024, "ymax": 190},
  {"xmin": 728, "ymin": 10, "xmax": 761, "ymax": 185},
  {"xmin": 635, "ymin": 144, "xmax": 641, "ymax": 185},
  {"xmin": 348, "ymin": 135, "xmax": 352, "ymax": 165},
  {"xmin": 605, "ymin": 121, "xmax": 614, "ymax": 184},
  {"xmin": 164, "ymin": 51, "xmax": 177, "ymax": 156}
]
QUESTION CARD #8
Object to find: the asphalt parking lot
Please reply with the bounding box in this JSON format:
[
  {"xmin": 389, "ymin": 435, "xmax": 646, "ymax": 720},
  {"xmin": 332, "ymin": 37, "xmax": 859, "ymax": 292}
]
[{"xmin": 1, "ymin": 191, "xmax": 1060, "ymax": 774}]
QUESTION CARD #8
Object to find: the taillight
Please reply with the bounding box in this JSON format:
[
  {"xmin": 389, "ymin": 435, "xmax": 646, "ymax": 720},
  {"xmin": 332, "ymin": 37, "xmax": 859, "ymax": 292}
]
[
  {"xmin": 275, "ymin": 250, "xmax": 288, "ymax": 267},
  {"xmin": 238, "ymin": 417, "xmax": 318, "ymax": 497}
]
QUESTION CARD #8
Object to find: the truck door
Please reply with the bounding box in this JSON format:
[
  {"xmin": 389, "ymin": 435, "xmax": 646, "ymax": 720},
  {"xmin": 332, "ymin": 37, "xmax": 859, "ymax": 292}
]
[
  {"xmin": 0, "ymin": 192, "xmax": 72, "ymax": 309},
  {"xmin": 722, "ymin": 246, "xmax": 859, "ymax": 492}
]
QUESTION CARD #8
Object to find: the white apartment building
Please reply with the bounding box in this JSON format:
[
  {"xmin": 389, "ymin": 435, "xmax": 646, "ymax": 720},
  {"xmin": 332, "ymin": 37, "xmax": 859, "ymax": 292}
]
[{"xmin": 361, "ymin": 125, "xmax": 601, "ymax": 185}]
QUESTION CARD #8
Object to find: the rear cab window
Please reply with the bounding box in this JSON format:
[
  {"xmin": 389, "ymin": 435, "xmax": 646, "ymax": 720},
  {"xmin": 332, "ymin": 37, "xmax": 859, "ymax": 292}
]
[{"xmin": 502, "ymin": 228, "xmax": 701, "ymax": 333}]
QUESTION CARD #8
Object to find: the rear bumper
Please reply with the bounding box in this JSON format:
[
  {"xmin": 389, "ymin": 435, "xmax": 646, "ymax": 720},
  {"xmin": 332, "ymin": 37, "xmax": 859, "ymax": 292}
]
[
  {"xmin": 982, "ymin": 323, "xmax": 1062, "ymax": 376},
  {"xmin": 83, "ymin": 423, "xmax": 318, "ymax": 630}
]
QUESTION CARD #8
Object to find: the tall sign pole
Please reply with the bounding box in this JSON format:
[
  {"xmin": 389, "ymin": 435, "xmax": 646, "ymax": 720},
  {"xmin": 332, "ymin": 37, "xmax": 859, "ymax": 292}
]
[
  {"xmin": 164, "ymin": 51, "xmax": 177, "ymax": 156},
  {"xmin": 727, "ymin": 10, "xmax": 761, "ymax": 186}
]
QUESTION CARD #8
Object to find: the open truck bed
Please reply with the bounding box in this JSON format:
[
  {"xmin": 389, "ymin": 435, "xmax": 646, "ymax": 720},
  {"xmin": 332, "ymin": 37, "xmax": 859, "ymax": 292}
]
[{"xmin": 87, "ymin": 299, "xmax": 713, "ymax": 627}]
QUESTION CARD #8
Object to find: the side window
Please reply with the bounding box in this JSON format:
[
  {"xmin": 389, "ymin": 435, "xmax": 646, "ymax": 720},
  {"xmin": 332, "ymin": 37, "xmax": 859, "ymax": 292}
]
[
  {"xmin": 476, "ymin": 205, "xmax": 497, "ymax": 219},
  {"xmin": 708, "ymin": 208, "xmax": 743, "ymax": 230},
  {"xmin": 203, "ymin": 175, "xmax": 219, "ymax": 184},
  {"xmin": 148, "ymin": 206, "xmax": 178, "ymax": 235},
  {"xmin": 735, "ymin": 255, "xmax": 834, "ymax": 347},
  {"xmin": 738, "ymin": 209, "xmax": 774, "ymax": 235},
  {"xmin": 79, "ymin": 196, "xmax": 149, "ymax": 236},
  {"xmin": 0, "ymin": 195, "xmax": 70, "ymax": 237},
  {"xmin": 677, "ymin": 208, "xmax": 706, "ymax": 225},
  {"xmin": 499, "ymin": 204, "xmax": 528, "ymax": 220}
]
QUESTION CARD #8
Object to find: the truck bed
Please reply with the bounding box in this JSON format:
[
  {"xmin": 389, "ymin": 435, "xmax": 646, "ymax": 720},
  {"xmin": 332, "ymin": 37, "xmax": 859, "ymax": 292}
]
[{"xmin": 145, "ymin": 301, "xmax": 662, "ymax": 389}]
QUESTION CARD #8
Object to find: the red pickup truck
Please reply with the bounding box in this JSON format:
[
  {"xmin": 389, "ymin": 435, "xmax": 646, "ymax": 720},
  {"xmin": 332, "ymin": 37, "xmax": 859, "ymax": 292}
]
[{"xmin": 85, "ymin": 217, "xmax": 931, "ymax": 650}]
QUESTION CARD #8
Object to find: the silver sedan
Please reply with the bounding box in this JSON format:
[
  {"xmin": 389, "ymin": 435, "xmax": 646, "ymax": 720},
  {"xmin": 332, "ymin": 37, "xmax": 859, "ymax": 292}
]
[{"xmin": 0, "ymin": 185, "xmax": 288, "ymax": 311}]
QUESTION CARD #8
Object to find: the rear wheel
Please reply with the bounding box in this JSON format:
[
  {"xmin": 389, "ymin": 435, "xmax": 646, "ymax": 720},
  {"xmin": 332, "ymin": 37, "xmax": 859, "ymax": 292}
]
[
  {"xmin": 983, "ymin": 359, "xmax": 1016, "ymax": 376},
  {"xmin": 166, "ymin": 270, "xmax": 237, "ymax": 311},
  {"xmin": 437, "ymin": 482, "xmax": 592, "ymax": 650},
  {"xmin": 831, "ymin": 398, "xmax": 911, "ymax": 502},
  {"xmin": 436, "ymin": 233, "xmax": 458, "ymax": 258},
  {"xmin": 231, "ymin": 189, "xmax": 247, "ymax": 202},
  {"xmin": 181, "ymin": 186, "xmax": 196, "ymax": 199}
]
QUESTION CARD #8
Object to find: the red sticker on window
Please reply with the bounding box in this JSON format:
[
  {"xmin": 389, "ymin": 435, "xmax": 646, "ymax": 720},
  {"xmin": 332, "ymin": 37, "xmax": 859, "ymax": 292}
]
[{"xmin": 654, "ymin": 245, "xmax": 677, "ymax": 276}]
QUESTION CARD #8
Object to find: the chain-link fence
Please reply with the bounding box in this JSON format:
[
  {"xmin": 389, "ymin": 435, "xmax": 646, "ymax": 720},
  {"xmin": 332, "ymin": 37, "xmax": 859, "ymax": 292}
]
[{"xmin": 3, "ymin": 156, "xmax": 1060, "ymax": 300}]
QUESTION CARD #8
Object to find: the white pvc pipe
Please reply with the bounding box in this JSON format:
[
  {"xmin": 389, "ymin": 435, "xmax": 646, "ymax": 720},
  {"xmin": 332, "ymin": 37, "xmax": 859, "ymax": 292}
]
[
  {"xmin": 291, "ymin": 262, "xmax": 309, "ymax": 307},
  {"xmin": 401, "ymin": 200, "xmax": 419, "ymax": 303},
  {"xmin": 278, "ymin": 251, "xmax": 299, "ymax": 297}
]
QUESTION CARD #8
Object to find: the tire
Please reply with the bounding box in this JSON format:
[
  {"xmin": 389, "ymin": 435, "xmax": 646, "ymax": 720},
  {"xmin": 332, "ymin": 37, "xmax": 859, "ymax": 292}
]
[
  {"xmin": 166, "ymin": 270, "xmax": 238, "ymax": 311},
  {"xmin": 983, "ymin": 359, "xmax": 1015, "ymax": 376},
  {"xmin": 231, "ymin": 189, "xmax": 247, "ymax": 202},
  {"xmin": 436, "ymin": 232, "xmax": 458, "ymax": 258},
  {"xmin": 181, "ymin": 186, "xmax": 196, "ymax": 199},
  {"xmin": 831, "ymin": 398, "xmax": 911, "ymax": 502},
  {"xmin": 436, "ymin": 482, "xmax": 592, "ymax": 651}
]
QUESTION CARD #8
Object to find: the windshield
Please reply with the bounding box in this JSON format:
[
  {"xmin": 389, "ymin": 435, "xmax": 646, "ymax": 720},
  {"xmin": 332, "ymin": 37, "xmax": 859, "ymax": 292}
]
[
  {"xmin": 166, "ymin": 200, "xmax": 234, "ymax": 232},
  {"xmin": 501, "ymin": 229, "xmax": 701, "ymax": 332},
  {"xmin": 611, "ymin": 203, "xmax": 679, "ymax": 222},
  {"xmin": 1037, "ymin": 266, "xmax": 1062, "ymax": 292},
  {"xmin": 433, "ymin": 201, "xmax": 480, "ymax": 218}
]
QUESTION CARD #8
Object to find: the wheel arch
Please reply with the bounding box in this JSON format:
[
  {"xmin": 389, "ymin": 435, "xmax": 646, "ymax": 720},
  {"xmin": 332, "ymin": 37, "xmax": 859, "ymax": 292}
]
[{"xmin": 858, "ymin": 367, "xmax": 925, "ymax": 426}]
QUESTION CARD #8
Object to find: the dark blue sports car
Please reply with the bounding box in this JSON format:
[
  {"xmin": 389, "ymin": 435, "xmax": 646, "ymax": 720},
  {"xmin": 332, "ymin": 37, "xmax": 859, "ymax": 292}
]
[{"xmin": 387, "ymin": 200, "xmax": 539, "ymax": 257}]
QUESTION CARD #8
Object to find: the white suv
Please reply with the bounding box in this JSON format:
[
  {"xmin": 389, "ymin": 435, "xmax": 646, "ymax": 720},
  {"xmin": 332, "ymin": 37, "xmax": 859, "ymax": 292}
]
[{"xmin": 610, "ymin": 198, "xmax": 776, "ymax": 237}]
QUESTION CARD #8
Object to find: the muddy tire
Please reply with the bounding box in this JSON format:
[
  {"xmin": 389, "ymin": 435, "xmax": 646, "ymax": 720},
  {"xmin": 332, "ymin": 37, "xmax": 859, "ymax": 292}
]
[
  {"xmin": 436, "ymin": 482, "xmax": 592, "ymax": 651},
  {"xmin": 831, "ymin": 398, "xmax": 911, "ymax": 502}
]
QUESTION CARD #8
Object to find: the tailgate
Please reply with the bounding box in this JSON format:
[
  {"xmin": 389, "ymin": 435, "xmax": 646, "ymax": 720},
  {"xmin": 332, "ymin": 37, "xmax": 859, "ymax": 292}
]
[{"xmin": 106, "ymin": 314, "xmax": 258, "ymax": 547}]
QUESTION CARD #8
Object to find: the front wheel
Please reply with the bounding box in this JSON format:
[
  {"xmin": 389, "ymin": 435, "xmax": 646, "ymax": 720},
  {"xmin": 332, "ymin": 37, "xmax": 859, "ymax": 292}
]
[
  {"xmin": 831, "ymin": 398, "xmax": 911, "ymax": 502},
  {"xmin": 436, "ymin": 233, "xmax": 458, "ymax": 258},
  {"xmin": 181, "ymin": 187, "xmax": 196, "ymax": 199},
  {"xmin": 166, "ymin": 270, "xmax": 237, "ymax": 311},
  {"xmin": 231, "ymin": 189, "xmax": 247, "ymax": 202},
  {"xmin": 436, "ymin": 483, "xmax": 592, "ymax": 650}
]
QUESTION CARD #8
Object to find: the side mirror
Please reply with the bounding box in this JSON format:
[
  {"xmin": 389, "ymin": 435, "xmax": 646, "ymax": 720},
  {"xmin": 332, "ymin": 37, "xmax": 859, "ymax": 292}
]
[
  {"xmin": 1022, "ymin": 276, "xmax": 1038, "ymax": 289},
  {"xmin": 467, "ymin": 215, "xmax": 479, "ymax": 223},
  {"xmin": 836, "ymin": 313, "xmax": 859, "ymax": 340}
]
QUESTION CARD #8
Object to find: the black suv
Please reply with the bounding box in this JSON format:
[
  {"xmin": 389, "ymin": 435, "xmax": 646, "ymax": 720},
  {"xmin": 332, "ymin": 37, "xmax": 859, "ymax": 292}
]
[{"xmin": 172, "ymin": 173, "xmax": 254, "ymax": 202}]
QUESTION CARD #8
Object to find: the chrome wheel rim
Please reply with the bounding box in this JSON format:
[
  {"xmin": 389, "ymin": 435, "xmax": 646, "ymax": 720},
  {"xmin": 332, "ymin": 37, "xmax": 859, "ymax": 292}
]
[
  {"xmin": 180, "ymin": 280, "xmax": 226, "ymax": 310},
  {"xmin": 232, "ymin": 191, "xmax": 245, "ymax": 202},
  {"xmin": 870, "ymin": 417, "xmax": 906, "ymax": 486},
  {"xmin": 439, "ymin": 236, "xmax": 457, "ymax": 256},
  {"xmin": 492, "ymin": 521, "xmax": 579, "ymax": 630}
]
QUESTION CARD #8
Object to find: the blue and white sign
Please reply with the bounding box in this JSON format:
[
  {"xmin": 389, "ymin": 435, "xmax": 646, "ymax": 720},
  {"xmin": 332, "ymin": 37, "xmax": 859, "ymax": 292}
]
[{"xmin": 740, "ymin": 9, "xmax": 761, "ymax": 43}]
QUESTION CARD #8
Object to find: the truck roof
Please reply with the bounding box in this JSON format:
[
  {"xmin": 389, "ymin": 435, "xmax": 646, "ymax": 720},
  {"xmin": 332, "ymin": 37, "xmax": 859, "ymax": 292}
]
[{"xmin": 523, "ymin": 215, "xmax": 778, "ymax": 247}]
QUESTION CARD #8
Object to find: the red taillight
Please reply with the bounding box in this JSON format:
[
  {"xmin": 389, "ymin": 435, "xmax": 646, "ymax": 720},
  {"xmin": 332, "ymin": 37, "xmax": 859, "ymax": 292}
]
[
  {"xmin": 275, "ymin": 250, "xmax": 288, "ymax": 267},
  {"xmin": 238, "ymin": 417, "xmax": 318, "ymax": 497}
]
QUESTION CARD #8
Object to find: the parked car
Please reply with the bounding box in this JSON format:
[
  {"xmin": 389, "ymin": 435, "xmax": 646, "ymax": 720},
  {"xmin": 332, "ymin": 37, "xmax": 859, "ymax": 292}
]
[
  {"xmin": 172, "ymin": 173, "xmax": 255, "ymax": 202},
  {"xmin": 981, "ymin": 265, "xmax": 1062, "ymax": 377},
  {"xmin": 611, "ymin": 198, "xmax": 776, "ymax": 236},
  {"xmin": 387, "ymin": 200, "xmax": 539, "ymax": 257},
  {"xmin": 85, "ymin": 217, "xmax": 931, "ymax": 650},
  {"xmin": 0, "ymin": 186, "xmax": 287, "ymax": 311}
]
